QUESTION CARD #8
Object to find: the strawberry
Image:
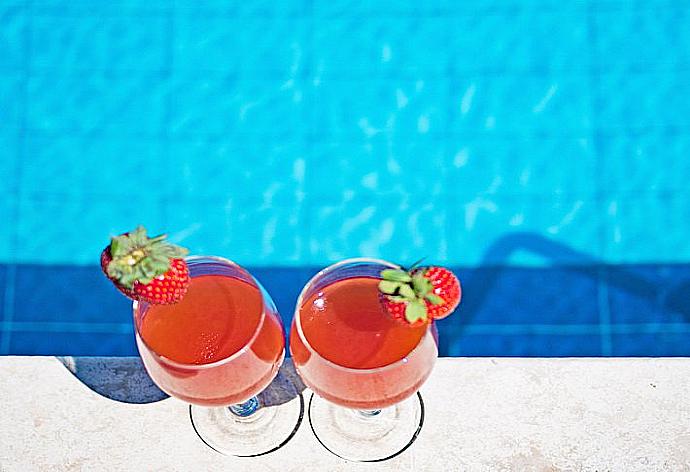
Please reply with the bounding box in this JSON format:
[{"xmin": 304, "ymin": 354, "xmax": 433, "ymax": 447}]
[
  {"xmin": 100, "ymin": 226, "xmax": 190, "ymax": 305},
  {"xmin": 378, "ymin": 265, "xmax": 461, "ymax": 325}
]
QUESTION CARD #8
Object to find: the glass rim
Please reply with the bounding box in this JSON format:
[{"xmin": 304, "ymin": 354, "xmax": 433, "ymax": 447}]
[
  {"xmin": 293, "ymin": 257, "xmax": 436, "ymax": 375},
  {"xmin": 132, "ymin": 255, "xmax": 269, "ymax": 371}
]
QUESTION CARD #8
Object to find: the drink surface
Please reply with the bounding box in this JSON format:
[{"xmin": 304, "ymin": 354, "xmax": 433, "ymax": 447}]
[
  {"xmin": 296, "ymin": 276, "xmax": 427, "ymax": 369},
  {"xmin": 136, "ymin": 272, "xmax": 285, "ymax": 406},
  {"xmin": 140, "ymin": 274, "xmax": 263, "ymax": 364},
  {"xmin": 291, "ymin": 276, "xmax": 437, "ymax": 409}
]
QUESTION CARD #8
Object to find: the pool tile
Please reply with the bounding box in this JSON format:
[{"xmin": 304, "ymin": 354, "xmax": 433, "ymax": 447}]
[
  {"xmin": 611, "ymin": 332, "xmax": 690, "ymax": 357},
  {"xmin": 313, "ymin": 17, "xmax": 449, "ymax": 78},
  {"xmin": 174, "ymin": 17, "xmax": 308, "ymax": 76},
  {"xmin": 447, "ymin": 196, "xmax": 603, "ymax": 266},
  {"xmin": 31, "ymin": 14, "xmax": 166, "ymax": 73},
  {"xmin": 16, "ymin": 195, "xmax": 165, "ymax": 264},
  {"xmin": 595, "ymin": 71, "xmax": 690, "ymax": 130},
  {"xmin": 444, "ymin": 332, "xmax": 603, "ymax": 357},
  {"xmin": 307, "ymin": 195, "xmax": 448, "ymax": 265},
  {"xmin": 605, "ymin": 264, "xmax": 690, "ymax": 325},
  {"xmin": 603, "ymin": 194, "xmax": 690, "ymax": 264},
  {"xmin": 448, "ymin": 9, "xmax": 588, "ymax": 73},
  {"xmin": 440, "ymin": 266, "xmax": 601, "ymax": 327},
  {"xmin": 598, "ymin": 132, "xmax": 690, "ymax": 195},
  {"xmin": 0, "ymin": 200, "xmax": 14, "ymax": 261},
  {"xmin": 308, "ymin": 137, "xmax": 448, "ymax": 198},
  {"xmin": 313, "ymin": 78, "xmax": 448, "ymax": 139},
  {"xmin": 447, "ymin": 136, "xmax": 595, "ymax": 198},
  {"xmin": 593, "ymin": 6, "xmax": 690, "ymax": 72},
  {"xmin": 165, "ymin": 196, "xmax": 304, "ymax": 266},
  {"xmin": 168, "ymin": 139, "xmax": 304, "ymax": 200},
  {"xmin": 27, "ymin": 72, "xmax": 166, "ymax": 136},
  {"xmin": 174, "ymin": 0, "xmax": 306, "ymax": 16},
  {"xmin": 21, "ymin": 136, "xmax": 165, "ymax": 198},
  {"xmin": 10, "ymin": 331, "xmax": 137, "ymax": 356},
  {"xmin": 0, "ymin": 133, "xmax": 18, "ymax": 195},
  {"xmin": 448, "ymin": 73, "xmax": 591, "ymax": 137},
  {"xmin": 169, "ymin": 74, "xmax": 308, "ymax": 139},
  {"xmin": 13, "ymin": 264, "xmax": 132, "ymax": 324},
  {"xmin": 0, "ymin": 3, "xmax": 27, "ymax": 72},
  {"xmin": 0, "ymin": 73, "xmax": 23, "ymax": 131}
]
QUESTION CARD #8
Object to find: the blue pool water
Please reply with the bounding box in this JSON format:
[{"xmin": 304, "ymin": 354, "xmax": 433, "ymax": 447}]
[{"xmin": 1, "ymin": 0, "xmax": 689, "ymax": 356}]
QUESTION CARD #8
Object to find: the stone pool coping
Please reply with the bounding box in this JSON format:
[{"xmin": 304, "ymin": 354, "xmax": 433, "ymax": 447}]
[{"xmin": 1, "ymin": 357, "xmax": 688, "ymax": 471}]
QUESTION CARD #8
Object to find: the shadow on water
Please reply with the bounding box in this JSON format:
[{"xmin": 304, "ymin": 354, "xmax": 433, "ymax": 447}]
[
  {"xmin": 442, "ymin": 232, "xmax": 690, "ymax": 346},
  {"xmin": 58, "ymin": 356, "xmax": 306, "ymax": 406}
]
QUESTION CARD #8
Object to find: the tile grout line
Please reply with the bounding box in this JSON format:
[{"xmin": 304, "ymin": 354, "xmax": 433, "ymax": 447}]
[
  {"xmin": 2, "ymin": 0, "xmax": 35, "ymax": 353},
  {"xmin": 585, "ymin": 0, "xmax": 613, "ymax": 356},
  {"xmin": 0, "ymin": 265, "xmax": 16, "ymax": 353}
]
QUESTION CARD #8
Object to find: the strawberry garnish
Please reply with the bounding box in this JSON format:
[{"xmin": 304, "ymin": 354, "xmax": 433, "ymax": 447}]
[
  {"xmin": 100, "ymin": 226, "xmax": 190, "ymax": 305},
  {"xmin": 378, "ymin": 265, "xmax": 461, "ymax": 325}
]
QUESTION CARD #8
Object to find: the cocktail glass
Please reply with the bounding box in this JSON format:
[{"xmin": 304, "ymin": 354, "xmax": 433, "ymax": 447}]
[
  {"xmin": 134, "ymin": 256, "xmax": 303, "ymax": 456},
  {"xmin": 290, "ymin": 258, "xmax": 438, "ymax": 462}
]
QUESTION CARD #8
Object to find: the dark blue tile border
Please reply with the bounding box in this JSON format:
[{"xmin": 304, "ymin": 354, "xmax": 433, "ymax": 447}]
[{"xmin": 1, "ymin": 263, "xmax": 688, "ymax": 357}]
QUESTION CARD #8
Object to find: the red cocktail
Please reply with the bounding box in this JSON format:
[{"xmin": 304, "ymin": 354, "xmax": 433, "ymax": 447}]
[
  {"xmin": 134, "ymin": 256, "xmax": 302, "ymax": 456},
  {"xmin": 290, "ymin": 258, "xmax": 440, "ymax": 462}
]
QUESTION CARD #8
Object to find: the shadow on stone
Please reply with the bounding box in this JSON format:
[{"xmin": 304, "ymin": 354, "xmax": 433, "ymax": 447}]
[
  {"xmin": 57, "ymin": 356, "xmax": 306, "ymax": 407},
  {"xmin": 258, "ymin": 359, "xmax": 306, "ymax": 407}
]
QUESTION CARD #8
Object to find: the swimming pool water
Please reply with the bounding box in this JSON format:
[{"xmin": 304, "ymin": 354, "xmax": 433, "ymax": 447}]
[{"xmin": 1, "ymin": 0, "xmax": 689, "ymax": 356}]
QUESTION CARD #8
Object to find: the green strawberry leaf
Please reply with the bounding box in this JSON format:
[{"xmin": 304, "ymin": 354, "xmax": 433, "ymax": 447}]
[
  {"xmin": 425, "ymin": 293, "xmax": 445, "ymax": 305},
  {"xmin": 412, "ymin": 275, "xmax": 433, "ymax": 296},
  {"xmin": 381, "ymin": 269, "xmax": 412, "ymax": 283},
  {"xmin": 399, "ymin": 284, "xmax": 416, "ymax": 299},
  {"xmin": 387, "ymin": 295, "xmax": 408, "ymax": 303},
  {"xmin": 379, "ymin": 280, "xmax": 401, "ymax": 294},
  {"xmin": 405, "ymin": 300, "xmax": 428, "ymax": 323}
]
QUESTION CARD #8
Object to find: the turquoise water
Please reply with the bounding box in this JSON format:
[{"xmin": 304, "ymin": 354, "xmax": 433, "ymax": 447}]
[{"xmin": 1, "ymin": 0, "xmax": 689, "ymax": 356}]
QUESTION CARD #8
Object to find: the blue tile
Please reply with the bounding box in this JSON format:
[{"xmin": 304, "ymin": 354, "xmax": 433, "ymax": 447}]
[
  {"xmin": 32, "ymin": 0, "xmax": 171, "ymax": 15},
  {"xmin": 447, "ymin": 197, "xmax": 603, "ymax": 266},
  {"xmin": 16, "ymin": 195, "xmax": 165, "ymax": 264},
  {"xmin": 444, "ymin": 333, "xmax": 603, "ymax": 357},
  {"xmin": 10, "ymin": 331, "xmax": 137, "ymax": 356},
  {"xmin": 31, "ymin": 14, "xmax": 167, "ymax": 72},
  {"xmin": 606, "ymin": 265, "xmax": 690, "ymax": 325},
  {"xmin": 307, "ymin": 195, "xmax": 448, "ymax": 265},
  {"xmin": 174, "ymin": 0, "xmax": 306, "ymax": 16},
  {"xmin": 598, "ymin": 132, "xmax": 690, "ymax": 195},
  {"xmin": 611, "ymin": 333, "xmax": 690, "ymax": 357},
  {"xmin": 174, "ymin": 17, "xmax": 308, "ymax": 76},
  {"xmin": 0, "ymin": 199, "xmax": 14, "ymax": 261},
  {"xmin": 308, "ymin": 137, "xmax": 448, "ymax": 198},
  {"xmin": 313, "ymin": 78, "xmax": 448, "ymax": 139},
  {"xmin": 249, "ymin": 266, "xmax": 317, "ymax": 332},
  {"xmin": 169, "ymin": 74, "xmax": 308, "ymax": 139},
  {"xmin": 27, "ymin": 72, "xmax": 166, "ymax": 136},
  {"xmin": 165, "ymin": 196, "xmax": 304, "ymax": 266},
  {"xmin": 0, "ymin": 133, "xmax": 18, "ymax": 195},
  {"xmin": 604, "ymin": 195, "xmax": 690, "ymax": 264},
  {"xmin": 595, "ymin": 71, "xmax": 690, "ymax": 130},
  {"xmin": 0, "ymin": 73, "xmax": 23, "ymax": 131},
  {"xmin": 13, "ymin": 264, "xmax": 132, "ymax": 324},
  {"xmin": 593, "ymin": 6, "xmax": 690, "ymax": 72},
  {"xmin": 440, "ymin": 266, "xmax": 601, "ymax": 328},
  {"xmin": 0, "ymin": 3, "xmax": 27, "ymax": 71},
  {"xmin": 448, "ymin": 74, "xmax": 591, "ymax": 136},
  {"xmin": 448, "ymin": 9, "xmax": 588, "ymax": 73},
  {"xmin": 21, "ymin": 136, "xmax": 165, "ymax": 198},
  {"xmin": 313, "ymin": 17, "xmax": 449, "ymax": 78},
  {"xmin": 447, "ymin": 136, "xmax": 595, "ymax": 198},
  {"xmin": 168, "ymin": 139, "xmax": 304, "ymax": 200}
]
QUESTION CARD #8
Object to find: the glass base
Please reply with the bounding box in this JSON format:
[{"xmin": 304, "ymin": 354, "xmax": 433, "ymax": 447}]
[
  {"xmin": 308, "ymin": 392, "xmax": 425, "ymax": 462},
  {"xmin": 189, "ymin": 394, "xmax": 304, "ymax": 457}
]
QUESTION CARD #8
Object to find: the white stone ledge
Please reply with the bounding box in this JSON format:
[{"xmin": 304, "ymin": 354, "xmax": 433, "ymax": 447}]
[{"xmin": 1, "ymin": 357, "xmax": 689, "ymax": 471}]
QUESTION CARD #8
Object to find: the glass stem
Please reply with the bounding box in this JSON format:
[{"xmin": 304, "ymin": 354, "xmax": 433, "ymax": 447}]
[
  {"xmin": 228, "ymin": 396, "xmax": 260, "ymax": 417},
  {"xmin": 358, "ymin": 409, "xmax": 382, "ymax": 418}
]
